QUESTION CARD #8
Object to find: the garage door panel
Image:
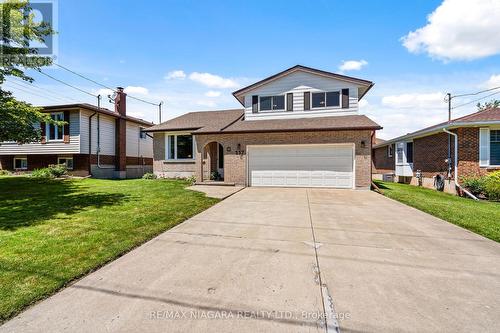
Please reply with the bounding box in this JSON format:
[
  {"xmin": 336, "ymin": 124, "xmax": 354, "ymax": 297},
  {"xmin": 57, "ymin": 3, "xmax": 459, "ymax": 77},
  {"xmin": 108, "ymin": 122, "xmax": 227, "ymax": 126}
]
[{"xmin": 249, "ymin": 145, "xmax": 354, "ymax": 188}]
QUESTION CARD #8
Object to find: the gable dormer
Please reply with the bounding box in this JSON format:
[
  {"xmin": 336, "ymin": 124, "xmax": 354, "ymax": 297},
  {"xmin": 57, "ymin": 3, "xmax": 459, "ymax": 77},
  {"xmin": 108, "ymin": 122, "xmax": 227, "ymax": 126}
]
[{"xmin": 232, "ymin": 65, "xmax": 373, "ymax": 120}]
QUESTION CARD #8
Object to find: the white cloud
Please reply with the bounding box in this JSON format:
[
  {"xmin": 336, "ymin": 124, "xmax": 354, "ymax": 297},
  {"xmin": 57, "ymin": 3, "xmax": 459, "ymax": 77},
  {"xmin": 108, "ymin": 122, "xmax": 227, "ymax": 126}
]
[
  {"xmin": 124, "ymin": 86, "xmax": 149, "ymax": 95},
  {"xmin": 402, "ymin": 0, "xmax": 500, "ymax": 61},
  {"xmin": 339, "ymin": 60, "xmax": 368, "ymax": 72},
  {"xmin": 205, "ymin": 90, "xmax": 221, "ymax": 97},
  {"xmin": 382, "ymin": 92, "xmax": 445, "ymax": 109},
  {"xmin": 189, "ymin": 72, "xmax": 239, "ymax": 89},
  {"xmin": 165, "ymin": 70, "xmax": 186, "ymax": 80},
  {"xmin": 484, "ymin": 74, "xmax": 500, "ymax": 89},
  {"xmin": 196, "ymin": 100, "xmax": 217, "ymax": 107}
]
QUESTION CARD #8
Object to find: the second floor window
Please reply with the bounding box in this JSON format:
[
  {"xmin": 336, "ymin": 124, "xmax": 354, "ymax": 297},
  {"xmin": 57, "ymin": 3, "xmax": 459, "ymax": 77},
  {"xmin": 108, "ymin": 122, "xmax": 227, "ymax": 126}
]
[
  {"xmin": 312, "ymin": 91, "xmax": 340, "ymax": 108},
  {"xmin": 47, "ymin": 113, "xmax": 64, "ymax": 141},
  {"xmin": 260, "ymin": 95, "xmax": 285, "ymax": 111}
]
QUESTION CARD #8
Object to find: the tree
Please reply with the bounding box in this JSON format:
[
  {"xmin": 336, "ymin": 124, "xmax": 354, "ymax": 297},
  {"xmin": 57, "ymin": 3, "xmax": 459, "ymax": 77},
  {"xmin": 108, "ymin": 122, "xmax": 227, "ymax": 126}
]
[
  {"xmin": 0, "ymin": 0, "xmax": 58, "ymax": 143},
  {"xmin": 477, "ymin": 99, "xmax": 500, "ymax": 111}
]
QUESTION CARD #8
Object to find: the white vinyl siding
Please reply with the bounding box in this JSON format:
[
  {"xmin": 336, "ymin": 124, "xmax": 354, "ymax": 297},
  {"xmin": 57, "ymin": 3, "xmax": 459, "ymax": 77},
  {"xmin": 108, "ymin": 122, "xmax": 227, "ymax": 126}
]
[
  {"xmin": 126, "ymin": 122, "xmax": 153, "ymax": 159},
  {"xmin": 248, "ymin": 144, "xmax": 354, "ymax": 188},
  {"xmin": 0, "ymin": 111, "xmax": 80, "ymax": 154},
  {"xmin": 80, "ymin": 110, "xmax": 115, "ymax": 155},
  {"xmin": 243, "ymin": 70, "xmax": 359, "ymax": 120}
]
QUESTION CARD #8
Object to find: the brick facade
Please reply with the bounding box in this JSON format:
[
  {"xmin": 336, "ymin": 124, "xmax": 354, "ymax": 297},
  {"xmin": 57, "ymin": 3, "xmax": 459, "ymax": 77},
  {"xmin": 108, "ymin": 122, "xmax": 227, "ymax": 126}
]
[
  {"xmin": 152, "ymin": 132, "xmax": 196, "ymax": 177},
  {"xmin": 194, "ymin": 130, "xmax": 373, "ymax": 188},
  {"xmin": 372, "ymin": 145, "xmax": 394, "ymax": 174}
]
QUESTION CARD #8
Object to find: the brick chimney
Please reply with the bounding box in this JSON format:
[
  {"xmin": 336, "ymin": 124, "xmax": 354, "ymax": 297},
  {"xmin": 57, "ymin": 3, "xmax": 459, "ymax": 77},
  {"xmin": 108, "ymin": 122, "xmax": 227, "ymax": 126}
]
[
  {"xmin": 115, "ymin": 87, "xmax": 127, "ymax": 116},
  {"xmin": 114, "ymin": 87, "xmax": 127, "ymax": 176}
]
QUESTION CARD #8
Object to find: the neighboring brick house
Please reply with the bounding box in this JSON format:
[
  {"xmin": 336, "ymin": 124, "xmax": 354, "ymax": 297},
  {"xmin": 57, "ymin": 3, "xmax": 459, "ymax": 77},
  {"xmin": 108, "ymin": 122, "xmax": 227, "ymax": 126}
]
[
  {"xmin": 146, "ymin": 65, "xmax": 382, "ymax": 189},
  {"xmin": 372, "ymin": 108, "xmax": 500, "ymax": 193},
  {"xmin": 0, "ymin": 88, "xmax": 154, "ymax": 178}
]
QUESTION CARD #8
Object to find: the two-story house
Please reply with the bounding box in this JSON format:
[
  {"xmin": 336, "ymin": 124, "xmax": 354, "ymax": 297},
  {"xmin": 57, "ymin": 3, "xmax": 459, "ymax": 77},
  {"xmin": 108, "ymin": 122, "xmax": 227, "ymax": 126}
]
[
  {"xmin": 145, "ymin": 65, "xmax": 381, "ymax": 189},
  {"xmin": 0, "ymin": 88, "xmax": 154, "ymax": 178}
]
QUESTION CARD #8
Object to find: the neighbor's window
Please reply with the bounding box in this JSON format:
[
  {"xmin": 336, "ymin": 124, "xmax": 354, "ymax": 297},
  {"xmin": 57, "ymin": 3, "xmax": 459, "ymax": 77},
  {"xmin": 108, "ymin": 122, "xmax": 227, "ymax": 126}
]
[
  {"xmin": 491, "ymin": 130, "xmax": 500, "ymax": 165},
  {"xmin": 139, "ymin": 128, "xmax": 147, "ymax": 139},
  {"xmin": 47, "ymin": 112, "xmax": 64, "ymax": 141},
  {"xmin": 396, "ymin": 142, "xmax": 404, "ymax": 164},
  {"xmin": 406, "ymin": 142, "xmax": 414, "ymax": 164},
  {"xmin": 14, "ymin": 158, "xmax": 27, "ymax": 170},
  {"xmin": 57, "ymin": 157, "xmax": 74, "ymax": 170},
  {"xmin": 387, "ymin": 145, "xmax": 393, "ymax": 158},
  {"xmin": 311, "ymin": 91, "xmax": 340, "ymax": 108},
  {"xmin": 167, "ymin": 134, "xmax": 194, "ymax": 160},
  {"xmin": 260, "ymin": 95, "xmax": 285, "ymax": 111}
]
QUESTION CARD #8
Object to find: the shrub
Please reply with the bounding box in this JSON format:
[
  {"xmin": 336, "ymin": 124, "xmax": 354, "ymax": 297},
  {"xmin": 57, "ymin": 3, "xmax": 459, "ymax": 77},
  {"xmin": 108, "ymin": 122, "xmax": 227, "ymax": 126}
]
[
  {"xmin": 142, "ymin": 172, "xmax": 157, "ymax": 180},
  {"xmin": 0, "ymin": 169, "xmax": 10, "ymax": 176},
  {"xmin": 186, "ymin": 175, "xmax": 196, "ymax": 185},
  {"xmin": 31, "ymin": 168, "xmax": 53, "ymax": 179},
  {"xmin": 31, "ymin": 164, "xmax": 67, "ymax": 179},
  {"xmin": 485, "ymin": 171, "xmax": 500, "ymax": 201},
  {"xmin": 210, "ymin": 171, "xmax": 221, "ymax": 181},
  {"xmin": 461, "ymin": 175, "xmax": 487, "ymax": 197}
]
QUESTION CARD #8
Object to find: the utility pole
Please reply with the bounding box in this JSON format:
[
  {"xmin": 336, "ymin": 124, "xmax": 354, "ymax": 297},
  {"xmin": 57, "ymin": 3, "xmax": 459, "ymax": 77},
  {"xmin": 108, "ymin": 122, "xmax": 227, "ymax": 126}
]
[
  {"xmin": 446, "ymin": 93, "xmax": 452, "ymax": 178},
  {"xmin": 158, "ymin": 102, "xmax": 163, "ymax": 124}
]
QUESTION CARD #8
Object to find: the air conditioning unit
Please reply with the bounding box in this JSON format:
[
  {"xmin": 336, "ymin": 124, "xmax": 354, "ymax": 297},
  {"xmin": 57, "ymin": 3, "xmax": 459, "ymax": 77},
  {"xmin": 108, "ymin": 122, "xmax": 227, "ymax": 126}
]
[{"xmin": 382, "ymin": 173, "xmax": 395, "ymax": 182}]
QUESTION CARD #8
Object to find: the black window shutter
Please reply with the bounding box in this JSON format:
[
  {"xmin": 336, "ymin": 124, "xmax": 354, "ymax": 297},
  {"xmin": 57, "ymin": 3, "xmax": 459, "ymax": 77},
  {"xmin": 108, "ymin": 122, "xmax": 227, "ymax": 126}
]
[
  {"xmin": 286, "ymin": 93, "xmax": 293, "ymax": 111},
  {"xmin": 304, "ymin": 92, "xmax": 310, "ymax": 110},
  {"xmin": 341, "ymin": 89, "xmax": 349, "ymax": 108},
  {"xmin": 252, "ymin": 95, "xmax": 258, "ymax": 113}
]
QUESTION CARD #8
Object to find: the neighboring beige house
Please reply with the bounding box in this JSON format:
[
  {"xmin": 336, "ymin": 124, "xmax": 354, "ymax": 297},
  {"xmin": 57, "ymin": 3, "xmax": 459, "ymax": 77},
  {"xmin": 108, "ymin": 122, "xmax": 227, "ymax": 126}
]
[
  {"xmin": 146, "ymin": 65, "xmax": 381, "ymax": 189},
  {"xmin": 0, "ymin": 88, "xmax": 154, "ymax": 178}
]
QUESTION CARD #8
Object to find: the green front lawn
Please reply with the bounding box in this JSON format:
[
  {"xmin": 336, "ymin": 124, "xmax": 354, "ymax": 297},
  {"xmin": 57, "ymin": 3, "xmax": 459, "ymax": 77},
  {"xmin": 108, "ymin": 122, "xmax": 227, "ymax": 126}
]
[
  {"xmin": 374, "ymin": 180, "xmax": 500, "ymax": 242},
  {"xmin": 0, "ymin": 177, "xmax": 219, "ymax": 322}
]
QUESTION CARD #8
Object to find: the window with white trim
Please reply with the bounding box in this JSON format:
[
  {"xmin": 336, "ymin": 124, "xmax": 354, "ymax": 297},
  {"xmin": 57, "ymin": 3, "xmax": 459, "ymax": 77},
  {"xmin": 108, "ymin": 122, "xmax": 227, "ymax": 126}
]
[
  {"xmin": 57, "ymin": 157, "xmax": 74, "ymax": 170},
  {"xmin": 259, "ymin": 95, "xmax": 285, "ymax": 111},
  {"xmin": 311, "ymin": 91, "xmax": 340, "ymax": 108},
  {"xmin": 387, "ymin": 144, "xmax": 393, "ymax": 158},
  {"xmin": 47, "ymin": 112, "xmax": 64, "ymax": 141},
  {"xmin": 14, "ymin": 158, "xmax": 27, "ymax": 170},
  {"xmin": 166, "ymin": 134, "xmax": 194, "ymax": 160}
]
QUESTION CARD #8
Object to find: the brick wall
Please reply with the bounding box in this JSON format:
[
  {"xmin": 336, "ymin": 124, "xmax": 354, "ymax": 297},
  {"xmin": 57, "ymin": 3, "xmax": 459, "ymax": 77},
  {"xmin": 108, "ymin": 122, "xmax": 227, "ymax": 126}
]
[
  {"xmin": 194, "ymin": 130, "xmax": 373, "ymax": 188},
  {"xmin": 456, "ymin": 127, "xmax": 488, "ymax": 178},
  {"xmin": 372, "ymin": 145, "xmax": 394, "ymax": 174},
  {"xmin": 152, "ymin": 132, "xmax": 196, "ymax": 177}
]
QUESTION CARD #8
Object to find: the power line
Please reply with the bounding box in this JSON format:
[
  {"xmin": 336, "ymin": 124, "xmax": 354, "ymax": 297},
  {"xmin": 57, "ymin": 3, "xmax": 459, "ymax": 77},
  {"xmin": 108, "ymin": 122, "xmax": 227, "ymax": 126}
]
[
  {"xmin": 8, "ymin": 77, "xmax": 81, "ymax": 103},
  {"xmin": 54, "ymin": 63, "xmax": 161, "ymax": 106},
  {"xmin": 4, "ymin": 82, "xmax": 67, "ymax": 103},
  {"xmin": 452, "ymin": 90, "xmax": 500, "ymax": 110},
  {"xmin": 36, "ymin": 69, "xmax": 97, "ymax": 97},
  {"xmin": 452, "ymin": 85, "xmax": 500, "ymax": 99}
]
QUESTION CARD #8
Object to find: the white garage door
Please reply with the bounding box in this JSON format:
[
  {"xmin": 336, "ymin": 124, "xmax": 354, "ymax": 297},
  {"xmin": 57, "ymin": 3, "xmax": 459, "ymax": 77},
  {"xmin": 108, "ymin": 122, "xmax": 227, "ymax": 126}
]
[{"xmin": 248, "ymin": 144, "xmax": 354, "ymax": 188}]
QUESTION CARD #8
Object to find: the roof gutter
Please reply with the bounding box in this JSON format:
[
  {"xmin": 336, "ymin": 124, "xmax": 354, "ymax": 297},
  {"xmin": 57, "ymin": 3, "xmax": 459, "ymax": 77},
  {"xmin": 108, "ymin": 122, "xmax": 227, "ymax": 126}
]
[
  {"xmin": 442, "ymin": 128, "xmax": 478, "ymax": 200},
  {"xmin": 374, "ymin": 120, "xmax": 500, "ymax": 149}
]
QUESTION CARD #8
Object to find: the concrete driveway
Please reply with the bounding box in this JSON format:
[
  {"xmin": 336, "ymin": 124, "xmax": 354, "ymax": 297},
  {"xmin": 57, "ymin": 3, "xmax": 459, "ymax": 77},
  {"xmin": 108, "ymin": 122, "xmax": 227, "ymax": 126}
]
[{"xmin": 1, "ymin": 188, "xmax": 499, "ymax": 333}]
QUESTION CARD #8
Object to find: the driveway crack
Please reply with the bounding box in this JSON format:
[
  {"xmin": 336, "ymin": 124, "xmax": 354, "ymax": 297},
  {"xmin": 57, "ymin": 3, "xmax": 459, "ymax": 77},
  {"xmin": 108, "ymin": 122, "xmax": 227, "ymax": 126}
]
[{"xmin": 306, "ymin": 189, "xmax": 340, "ymax": 333}]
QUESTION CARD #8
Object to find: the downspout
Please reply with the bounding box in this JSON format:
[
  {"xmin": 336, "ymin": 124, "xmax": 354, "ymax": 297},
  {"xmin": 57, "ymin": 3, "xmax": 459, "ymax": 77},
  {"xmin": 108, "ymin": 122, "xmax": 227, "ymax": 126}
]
[
  {"xmin": 442, "ymin": 128, "xmax": 479, "ymax": 200},
  {"xmin": 88, "ymin": 112, "xmax": 97, "ymax": 175}
]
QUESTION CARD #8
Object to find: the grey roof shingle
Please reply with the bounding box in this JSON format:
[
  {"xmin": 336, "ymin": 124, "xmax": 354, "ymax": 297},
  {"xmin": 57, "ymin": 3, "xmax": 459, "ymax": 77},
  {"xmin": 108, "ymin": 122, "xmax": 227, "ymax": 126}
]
[{"xmin": 146, "ymin": 109, "xmax": 382, "ymax": 134}]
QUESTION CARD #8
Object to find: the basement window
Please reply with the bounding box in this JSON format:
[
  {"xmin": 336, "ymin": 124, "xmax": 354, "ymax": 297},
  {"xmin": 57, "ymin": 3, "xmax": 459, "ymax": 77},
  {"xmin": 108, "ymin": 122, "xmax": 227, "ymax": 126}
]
[
  {"xmin": 14, "ymin": 158, "xmax": 27, "ymax": 170},
  {"xmin": 58, "ymin": 157, "xmax": 74, "ymax": 170}
]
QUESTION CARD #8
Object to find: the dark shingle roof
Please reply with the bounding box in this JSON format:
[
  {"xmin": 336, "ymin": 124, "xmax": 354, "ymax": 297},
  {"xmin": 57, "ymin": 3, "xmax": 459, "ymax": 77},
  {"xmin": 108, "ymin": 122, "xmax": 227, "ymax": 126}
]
[
  {"xmin": 145, "ymin": 109, "xmax": 244, "ymax": 132},
  {"xmin": 195, "ymin": 114, "xmax": 381, "ymax": 134},
  {"xmin": 145, "ymin": 109, "xmax": 381, "ymax": 134},
  {"xmin": 374, "ymin": 108, "xmax": 500, "ymax": 148}
]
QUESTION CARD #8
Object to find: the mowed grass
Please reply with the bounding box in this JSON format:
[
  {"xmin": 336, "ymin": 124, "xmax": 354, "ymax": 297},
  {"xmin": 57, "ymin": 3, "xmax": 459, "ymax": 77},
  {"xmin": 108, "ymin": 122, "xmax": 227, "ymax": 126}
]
[
  {"xmin": 374, "ymin": 180, "xmax": 500, "ymax": 242},
  {"xmin": 0, "ymin": 177, "xmax": 219, "ymax": 322}
]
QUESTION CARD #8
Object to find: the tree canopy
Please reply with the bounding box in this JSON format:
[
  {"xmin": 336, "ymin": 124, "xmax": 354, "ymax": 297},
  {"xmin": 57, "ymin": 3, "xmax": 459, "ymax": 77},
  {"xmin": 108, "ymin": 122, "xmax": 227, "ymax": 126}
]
[{"xmin": 0, "ymin": 0, "xmax": 57, "ymax": 143}]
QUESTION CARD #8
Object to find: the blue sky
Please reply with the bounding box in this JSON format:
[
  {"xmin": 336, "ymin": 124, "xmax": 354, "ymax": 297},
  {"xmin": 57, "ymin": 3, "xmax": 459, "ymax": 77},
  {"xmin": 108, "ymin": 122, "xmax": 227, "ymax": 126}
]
[{"xmin": 5, "ymin": 0, "xmax": 500, "ymax": 138}]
